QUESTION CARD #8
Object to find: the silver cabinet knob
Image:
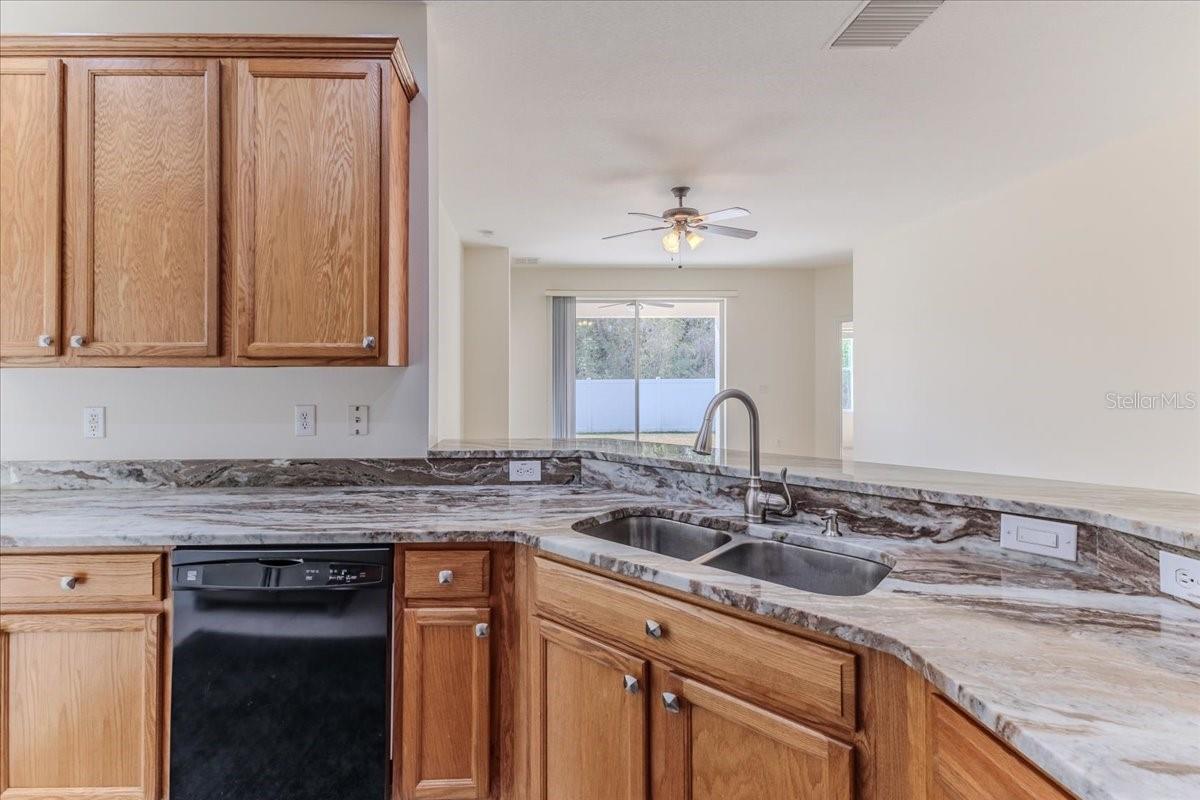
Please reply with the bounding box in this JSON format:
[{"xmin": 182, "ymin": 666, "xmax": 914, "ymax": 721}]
[
  {"xmin": 437, "ymin": 569, "xmax": 454, "ymax": 585},
  {"xmin": 37, "ymin": 333, "xmax": 53, "ymax": 347},
  {"xmin": 661, "ymin": 692, "xmax": 681, "ymax": 713},
  {"xmin": 644, "ymin": 619, "xmax": 663, "ymax": 639},
  {"xmin": 69, "ymin": 334, "xmax": 86, "ymax": 348},
  {"xmin": 60, "ymin": 576, "xmax": 78, "ymax": 591},
  {"xmin": 623, "ymin": 674, "xmax": 640, "ymax": 694},
  {"xmin": 474, "ymin": 623, "xmax": 489, "ymax": 639},
  {"xmin": 362, "ymin": 335, "xmax": 376, "ymax": 349}
]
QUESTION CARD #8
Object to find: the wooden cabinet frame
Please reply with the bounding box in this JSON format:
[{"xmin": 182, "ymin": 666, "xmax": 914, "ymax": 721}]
[{"xmin": 66, "ymin": 58, "xmax": 220, "ymax": 359}]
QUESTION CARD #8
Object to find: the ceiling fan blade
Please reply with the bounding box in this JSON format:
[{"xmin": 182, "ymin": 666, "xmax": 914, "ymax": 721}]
[
  {"xmin": 698, "ymin": 223, "xmax": 757, "ymax": 239},
  {"xmin": 601, "ymin": 226, "xmax": 668, "ymax": 240},
  {"xmin": 641, "ymin": 301, "xmax": 675, "ymax": 308},
  {"xmin": 692, "ymin": 207, "xmax": 749, "ymax": 224},
  {"xmin": 628, "ymin": 212, "xmax": 667, "ymax": 221}
]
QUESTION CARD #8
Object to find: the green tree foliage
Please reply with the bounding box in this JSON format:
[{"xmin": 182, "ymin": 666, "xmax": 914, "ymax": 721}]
[{"xmin": 576, "ymin": 317, "xmax": 715, "ymax": 379}]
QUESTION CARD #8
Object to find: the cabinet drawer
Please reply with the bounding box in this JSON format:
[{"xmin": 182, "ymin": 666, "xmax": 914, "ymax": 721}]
[
  {"xmin": 0, "ymin": 553, "xmax": 163, "ymax": 607},
  {"xmin": 532, "ymin": 557, "xmax": 856, "ymax": 731},
  {"xmin": 404, "ymin": 550, "xmax": 490, "ymax": 599},
  {"xmin": 930, "ymin": 695, "xmax": 1073, "ymax": 800}
]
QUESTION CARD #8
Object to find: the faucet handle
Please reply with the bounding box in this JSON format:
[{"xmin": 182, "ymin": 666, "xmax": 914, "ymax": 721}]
[{"xmin": 773, "ymin": 467, "xmax": 796, "ymax": 517}]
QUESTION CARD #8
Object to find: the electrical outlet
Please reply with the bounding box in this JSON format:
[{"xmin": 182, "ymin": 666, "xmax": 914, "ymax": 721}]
[
  {"xmin": 294, "ymin": 404, "xmax": 316, "ymax": 437},
  {"xmin": 508, "ymin": 460, "xmax": 542, "ymax": 482},
  {"xmin": 1160, "ymin": 551, "xmax": 1200, "ymax": 602},
  {"xmin": 349, "ymin": 405, "xmax": 369, "ymax": 436},
  {"xmin": 1000, "ymin": 514, "xmax": 1077, "ymax": 561},
  {"xmin": 83, "ymin": 406, "xmax": 106, "ymax": 439}
]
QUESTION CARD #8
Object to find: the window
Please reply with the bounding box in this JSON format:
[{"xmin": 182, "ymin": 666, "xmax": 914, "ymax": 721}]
[
  {"xmin": 840, "ymin": 321, "xmax": 854, "ymax": 412},
  {"xmin": 561, "ymin": 299, "xmax": 722, "ymax": 445}
]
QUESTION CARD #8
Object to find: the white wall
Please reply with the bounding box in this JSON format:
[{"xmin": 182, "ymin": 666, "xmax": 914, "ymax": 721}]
[
  {"xmin": 812, "ymin": 264, "xmax": 853, "ymax": 459},
  {"xmin": 508, "ymin": 266, "xmax": 840, "ymax": 455},
  {"xmin": 435, "ymin": 203, "xmax": 464, "ymax": 440},
  {"xmin": 854, "ymin": 112, "xmax": 1200, "ymax": 492},
  {"xmin": 0, "ymin": 0, "xmax": 436, "ymax": 460},
  {"xmin": 461, "ymin": 246, "xmax": 510, "ymax": 439}
]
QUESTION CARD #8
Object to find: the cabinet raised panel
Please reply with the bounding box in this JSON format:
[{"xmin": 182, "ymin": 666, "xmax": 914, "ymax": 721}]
[
  {"xmin": 0, "ymin": 57, "xmax": 61, "ymax": 358},
  {"xmin": 401, "ymin": 607, "xmax": 491, "ymax": 800},
  {"xmin": 234, "ymin": 58, "xmax": 381, "ymax": 360},
  {"xmin": 530, "ymin": 619, "xmax": 648, "ymax": 800},
  {"xmin": 0, "ymin": 612, "xmax": 162, "ymax": 800},
  {"xmin": 66, "ymin": 58, "xmax": 220, "ymax": 359},
  {"xmin": 654, "ymin": 671, "xmax": 853, "ymax": 800}
]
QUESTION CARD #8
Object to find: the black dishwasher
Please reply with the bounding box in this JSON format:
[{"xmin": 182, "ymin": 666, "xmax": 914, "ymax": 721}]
[{"xmin": 169, "ymin": 546, "xmax": 392, "ymax": 800}]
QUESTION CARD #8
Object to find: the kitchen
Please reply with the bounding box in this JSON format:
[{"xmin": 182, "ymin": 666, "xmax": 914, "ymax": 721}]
[{"xmin": 1, "ymin": 2, "xmax": 1197, "ymax": 800}]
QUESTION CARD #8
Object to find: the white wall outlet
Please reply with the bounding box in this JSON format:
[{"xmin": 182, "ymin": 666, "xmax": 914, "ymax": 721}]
[
  {"xmin": 1000, "ymin": 514, "xmax": 1077, "ymax": 561},
  {"xmin": 509, "ymin": 460, "xmax": 542, "ymax": 482},
  {"xmin": 83, "ymin": 406, "xmax": 106, "ymax": 439},
  {"xmin": 294, "ymin": 404, "xmax": 316, "ymax": 437},
  {"xmin": 1160, "ymin": 551, "xmax": 1200, "ymax": 603},
  {"xmin": 349, "ymin": 405, "xmax": 369, "ymax": 436}
]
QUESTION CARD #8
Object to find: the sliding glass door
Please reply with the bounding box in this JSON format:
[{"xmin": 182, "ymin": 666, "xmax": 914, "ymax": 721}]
[{"xmin": 569, "ymin": 299, "xmax": 722, "ymax": 445}]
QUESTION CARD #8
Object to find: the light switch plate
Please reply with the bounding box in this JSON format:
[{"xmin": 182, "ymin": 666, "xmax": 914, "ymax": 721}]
[
  {"xmin": 83, "ymin": 406, "xmax": 106, "ymax": 439},
  {"xmin": 294, "ymin": 404, "xmax": 316, "ymax": 437},
  {"xmin": 1000, "ymin": 514, "xmax": 1077, "ymax": 561},
  {"xmin": 509, "ymin": 460, "xmax": 541, "ymax": 482},
  {"xmin": 1160, "ymin": 551, "xmax": 1200, "ymax": 602},
  {"xmin": 349, "ymin": 405, "xmax": 369, "ymax": 436}
]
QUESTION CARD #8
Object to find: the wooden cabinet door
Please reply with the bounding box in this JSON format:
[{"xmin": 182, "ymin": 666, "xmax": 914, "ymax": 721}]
[
  {"xmin": 0, "ymin": 57, "xmax": 61, "ymax": 359},
  {"xmin": 65, "ymin": 58, "xmax": 220, "ymax": 359},
  {"xmin": 401, "ymin": 607, "xmax": 491, "ymax": 800},
  {"xmin": 654, "ymin": 671, "xmax": 853, "ymax": 800},
  {"xmin": 234, "ymin": 58, "xmax": 382, "ymax": 361},
  {"xmin": 530, "ymin": 619, "xmax": 648, "ymax": 800},
  {"xmin": 0, "ymin": 612, "xmax": 162, "ymax": 799}
]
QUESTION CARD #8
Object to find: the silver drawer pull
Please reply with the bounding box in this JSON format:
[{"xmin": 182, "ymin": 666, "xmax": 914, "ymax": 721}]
[
  {"xmin": 69, "ymin": 334, "xmax": 85, "ymax": 348},
  {"xmin": 60, "ymin": 576, "xmax": 78, "ymax": 591},
  {"xmin": 661, "ymin": 692, "xmax": 681, "ymax": 713},
  {"xmin": 623, "ymin": 674, "xmax": 640, "ymax": 694},
  {"xmin": 474, "ymin": 623, "xmax": 489, "ymax": 639},
  {"xmin": 644, "ymin": 619, "xmax": 663, "ymax": 639},
  {"xmin": 37, "ymin": 333, "xmax": 53, "ymax": 347},
  {"xmin": 437, "ymin": 569, "xmax": 454, "ymax": 585},
  {"xmin": 362, "ymin": 335, "xmax": 376, "ymax": 349}
]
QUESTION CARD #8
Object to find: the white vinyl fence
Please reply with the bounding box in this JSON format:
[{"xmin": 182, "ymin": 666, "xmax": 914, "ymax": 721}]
[{"xmin": 575, "ymin": 378, "xmax": 718, "ymax": 433}]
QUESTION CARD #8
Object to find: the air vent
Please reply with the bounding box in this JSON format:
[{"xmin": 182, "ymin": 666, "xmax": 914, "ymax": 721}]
[
  {"xmin": 513, "ymin": 257, "xmax": 540, "ymax": 266},
  {"xmin": 829, "ymin": 0, "xmax": 944, "ymax": 48}
]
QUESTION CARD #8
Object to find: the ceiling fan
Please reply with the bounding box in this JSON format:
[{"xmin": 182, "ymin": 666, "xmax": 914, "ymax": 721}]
[
  {"xmin": 598, "ymin": 301, "xmax": 675, "ymax": 310},
  {"xmin": 602, "ymin": 186, "xmax": 758, "ymax": 256}
]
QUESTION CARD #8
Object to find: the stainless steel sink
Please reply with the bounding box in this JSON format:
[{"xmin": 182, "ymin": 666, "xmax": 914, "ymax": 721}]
[
  {"xmin": 576, "ymin": 516, "xmax": 734, "ymax": 561},
  {"xmin": 700, "ymin": 540, "xmax": 892, "ymax": 596}
]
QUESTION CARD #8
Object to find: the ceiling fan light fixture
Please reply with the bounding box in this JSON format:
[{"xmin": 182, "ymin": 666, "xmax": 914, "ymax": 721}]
[
  {"xmin": 662, "ymin": 229, "xmax": 681, "ymax": 254},
  {"xmin": 685, "ymin": 230, "xmax": 703, "ymax": 250}
]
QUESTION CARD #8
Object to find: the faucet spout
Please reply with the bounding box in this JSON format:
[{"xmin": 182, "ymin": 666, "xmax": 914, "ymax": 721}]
[{"xmin": 694, "ymin": 389, "xmax": 789, "ymax": 523}]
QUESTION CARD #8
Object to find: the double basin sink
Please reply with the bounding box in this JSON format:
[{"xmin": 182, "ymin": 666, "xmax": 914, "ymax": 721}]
[{"xmin": 575, "ymin": 514, "xmax": 892, "ymax": 596}]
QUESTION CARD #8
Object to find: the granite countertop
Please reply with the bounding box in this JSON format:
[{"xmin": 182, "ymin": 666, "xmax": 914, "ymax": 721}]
[
  {"xmin": 2, "ymin": 483, "xmax": 1197, "ymax": 800},
  {"xmin": 432, "ymin": 437, "xmax": 1200, "ymax": 551}
]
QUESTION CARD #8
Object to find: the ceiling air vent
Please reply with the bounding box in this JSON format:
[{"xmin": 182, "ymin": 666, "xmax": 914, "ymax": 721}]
[
  {"xmin": 513, "ymin": 257, "xmax": 540, "ymax": 266},
  {"xmin": 829, "ymin": 0, "xmax": 944, "ymax": 48}
]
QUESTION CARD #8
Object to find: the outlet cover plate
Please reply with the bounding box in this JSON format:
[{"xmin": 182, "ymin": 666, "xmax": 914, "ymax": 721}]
[
  {"xmin": 1000, "ymin": 514, "xmax": 1077, "ymax": 561},
  {"xmin": 83, "ymin": 406, "xmax": 106, "ymax": 439},
  {"xmin": 349, "ymin": 405, "xmax": 369, "ymax": 436},
  {"xmin": 294, "ymin": 404, "xmax": 316, "ymax": 437},
  {"xmin": 1160, "ymin": 551, "xmax": 1200, "ymax": 602},
  {"xmin": 509, "ymin": 460, "xmax": 541, "ymax": 482}
]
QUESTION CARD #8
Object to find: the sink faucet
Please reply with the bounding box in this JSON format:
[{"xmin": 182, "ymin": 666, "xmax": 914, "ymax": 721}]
[{"xmin": 693, "ymin": 388, "xmax": 794, "ymax": 523}]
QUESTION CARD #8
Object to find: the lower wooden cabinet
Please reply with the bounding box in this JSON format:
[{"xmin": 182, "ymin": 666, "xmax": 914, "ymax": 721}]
[
  {"xmin": 0, "ymin": 611, "xmax": 162, "ymax": 800},
  {"xmin": 530, "ymin": 619, "xmax": 649, "ymax": 800},
  {"xmin": 400, "ymin": 606, "xmax": 492, "ymax": 800},
  {"xmin": 653, "ymin": 670, "xmax": 853, "ymax": 800}
]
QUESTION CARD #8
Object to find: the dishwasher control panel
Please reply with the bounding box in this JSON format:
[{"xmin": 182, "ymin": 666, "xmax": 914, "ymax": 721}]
[{"xmin": 173, "ymin": 560, "xmax": 386, "ymax": 589}]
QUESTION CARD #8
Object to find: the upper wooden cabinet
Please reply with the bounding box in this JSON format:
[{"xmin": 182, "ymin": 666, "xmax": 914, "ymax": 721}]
[
  {"xmin": 0, "ymin": 35, "xmax": 415, "ymax": 367},
  {"xmin": 0, "ymin": 57, "xmax": 60, "ymax": 359},
  {"xmin": 66, "ymin": 58, "xmax": 220, "ymax": 359}
]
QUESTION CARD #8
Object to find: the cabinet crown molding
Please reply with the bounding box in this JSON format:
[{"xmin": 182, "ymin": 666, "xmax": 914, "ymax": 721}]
[{"xmin": 0, "ymin": 33, "xmax": 418, "ymax": 99}]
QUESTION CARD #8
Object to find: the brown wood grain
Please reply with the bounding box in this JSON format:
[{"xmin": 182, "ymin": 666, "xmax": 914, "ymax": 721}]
[
  {"xmin": 531, "ymin": 556, "xmax": 857, "ymax": 732},
  {"xmin": 405, "ymin": 550, "xmax": 491, "ymax": 600},
  {"xmin": 383, "ymin": 63, "xmax": 410, "ymax": 366},
  {"xmin": 530, "ymin": 618, "xmax": 648, "ymax": 800},
  {"xmin": 0, "ymin": 552, "xmax": 162, "ymax": 608},
  {"xmin": 0, "ymin": 57, "xmax": 61, "ymax": 360},
  {"xmin": 401, "ymin": 607, "xmax": 491, "ymax": 800},
  {"xmin": 656, "ymin": 671, "xmax": 853, "ymax": 800},
  {"xmin": 0, "ymin": 612, "xmax": 160, "ymax": 799},
  {"xmin": 234, "ymin": 58, "xmax": 382, "ymax": 361},
  {"xmin": 66, "ymin": 58, "xmax": 220, "ymax": 359}
]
